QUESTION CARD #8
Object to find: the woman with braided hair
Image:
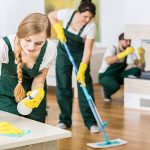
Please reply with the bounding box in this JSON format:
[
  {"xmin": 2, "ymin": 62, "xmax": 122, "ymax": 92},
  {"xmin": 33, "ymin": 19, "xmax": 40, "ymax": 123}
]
[{"xmin": 0, "ymin": 13, "xmax": 56, "ymax": 122}]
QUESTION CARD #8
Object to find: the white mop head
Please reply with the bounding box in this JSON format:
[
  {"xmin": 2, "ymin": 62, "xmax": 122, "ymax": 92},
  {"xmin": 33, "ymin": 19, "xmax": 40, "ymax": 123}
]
[{"xmin": 87, "ymin": 138, "xmax": 127, "ymax": 148}]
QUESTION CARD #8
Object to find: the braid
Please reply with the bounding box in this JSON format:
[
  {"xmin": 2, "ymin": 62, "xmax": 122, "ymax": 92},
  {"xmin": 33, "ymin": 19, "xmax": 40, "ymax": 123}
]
[{"xmin": 14, "ymin": 40, "xmax": 25, "ymax": 102}]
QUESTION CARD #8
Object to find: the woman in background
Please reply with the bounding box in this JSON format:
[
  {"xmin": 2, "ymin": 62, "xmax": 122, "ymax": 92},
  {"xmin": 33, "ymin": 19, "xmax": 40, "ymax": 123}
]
[{"xmin": 48, "ymin": 0, "xmax": 99, "ymax": 133}]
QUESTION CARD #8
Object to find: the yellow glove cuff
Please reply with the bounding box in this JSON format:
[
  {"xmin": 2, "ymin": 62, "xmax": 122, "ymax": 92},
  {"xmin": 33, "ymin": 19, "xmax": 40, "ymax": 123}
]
[
  {"xmin": 117, "ymin": 53, "xmax": 126, "ymax": 59},
  {"xmin": 53, "ymin": 22, "xmax": 63, "ymax": 33},
  {"xmin": 23, "ymin": 88, "xmax": 45, "ymax": 109},
  {"xmin": 79, "ymin": 62, "xmax": 88, "ymax": 72},
  {"xmin": 117, "ymin": 47, "xmax": 134, "ymax": 59},
  {"xmin": 76, "ymin": 62, "xmax": 87, "ymax": 86},
  {"xmin": 138, "ymin": 47, "xmax": 145, "ymax": 55},
  {"xmin": 26, "ymin": 88, "xmax": 44, "ymax": 98},
  {"xmin": 36, "ymin": 88, "xmax": 45, "ymax": 100},
  {"xmin": 52, "ymin": 22, "xmax": 66, "ymax": 43}
]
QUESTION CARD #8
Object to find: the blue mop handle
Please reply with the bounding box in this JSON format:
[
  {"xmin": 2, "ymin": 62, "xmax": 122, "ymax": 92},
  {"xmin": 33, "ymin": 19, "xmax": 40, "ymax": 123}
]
[
  {"xmin": 82, "ymin": 87, "xmax": 110, "ymax": 143},
  {"xmin": 63, "ymin": 43, "xmax": 111, "ymax": 144},
  {"xmin": 63, "ymin": 43, "xmax": 78, "ymax": 74}
]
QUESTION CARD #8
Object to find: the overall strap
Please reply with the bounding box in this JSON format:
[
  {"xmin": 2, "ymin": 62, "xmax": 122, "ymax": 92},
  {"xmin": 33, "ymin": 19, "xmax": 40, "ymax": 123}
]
[
  {"xmin": 66, "ymin": 10, "xmax": 86, "ymax": 37},
  {"xmin": 66, "ymin": 10, "xmax": 77, "ymax": 30},
  {"xmin": 78, "ymin": 25, "xmax": 86, "ymax": 36},
  {"xmin": 33, "ymin": 40, "xmax": 48, "ymax": 69}
]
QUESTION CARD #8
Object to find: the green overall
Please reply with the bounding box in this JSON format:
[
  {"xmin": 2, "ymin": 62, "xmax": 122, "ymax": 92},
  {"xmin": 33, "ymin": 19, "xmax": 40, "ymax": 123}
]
[
  {"xmin": 0, "ymin": 37, "xmax": 48, "ymax": 123},
  {"xmin": 99, "ymin": 55, "xmax": 141, "ymax": 98},
  {"xmin": 56, "ymin": 11, "xmax": 97, "ymax": 129}
]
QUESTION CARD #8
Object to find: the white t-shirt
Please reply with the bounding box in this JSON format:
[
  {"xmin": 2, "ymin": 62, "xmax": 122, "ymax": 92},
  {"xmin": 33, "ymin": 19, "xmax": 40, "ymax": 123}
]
[
  {"xmin": 57, "ymin": 9, "xmax": 96, "ymax": 40},
  {"xmin": 0, "ymin": 34, "xmax": 57, "ymax": 71},
  {"xmin": 98, "ymin": 46, "xmax": 138, "ymax": 73}
]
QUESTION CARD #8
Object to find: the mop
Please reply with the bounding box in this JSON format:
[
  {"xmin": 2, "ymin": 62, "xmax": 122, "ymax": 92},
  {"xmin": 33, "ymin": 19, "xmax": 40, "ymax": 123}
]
[{"xmin": 63, "ymin": 43, "xmax": 127, "ymax": 148}]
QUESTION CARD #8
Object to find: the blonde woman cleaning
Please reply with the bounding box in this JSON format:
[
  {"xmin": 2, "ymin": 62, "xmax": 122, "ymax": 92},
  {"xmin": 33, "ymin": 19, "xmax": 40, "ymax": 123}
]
[
  {"xmin": 48, "ymin": 0, "xmax": 99, "ymax": 133},
  {"xmin": 0, "ymin": 13, "xmax": 56, "ymax": 123}
]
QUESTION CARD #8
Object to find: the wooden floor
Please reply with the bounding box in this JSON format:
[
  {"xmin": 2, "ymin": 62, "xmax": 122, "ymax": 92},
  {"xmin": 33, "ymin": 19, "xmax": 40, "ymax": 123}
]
[{"xmin": 46, "ymin": 84, "xmax": 150, "ymax": 150}]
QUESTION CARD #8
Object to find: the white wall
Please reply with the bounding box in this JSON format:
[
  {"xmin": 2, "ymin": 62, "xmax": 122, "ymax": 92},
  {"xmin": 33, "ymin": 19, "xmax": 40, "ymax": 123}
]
[
  {"xmin": 124, "ymin": 0, "xmax": 150, "ymax": 25},
  {"xmin": 0, "ymin": 0, "xmax": 44, "ymax": 75},
  {"xmin": 100, "ymin": 0, "xmax": 141, "ymax": 48},
  {"xmin": 0, "ymin": 0, "xmax": 44, "ymax": 36},
  {"xmin": 124, "ymin": 0, "xmax": 150, "ymax": 71},
  {"xmin": 0, "ymin": 0, "xmax": 124, "ymax": 46},
  {"xmin": 100, "ymin": 0, "xmax": 124, "ymax": 46}
]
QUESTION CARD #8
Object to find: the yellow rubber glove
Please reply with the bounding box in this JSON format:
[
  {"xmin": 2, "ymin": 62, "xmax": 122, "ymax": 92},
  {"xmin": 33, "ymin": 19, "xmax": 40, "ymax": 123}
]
[
  {"xmin": 23, "ymin": 88, "xmax": 45, "ymax": 109},
  {"xmin": 138, "ymin": 47, "xmax": 145, "ymax": 64},
  {"xmin": 77, "ymin": 62, "xmax": 87, "ymax": 86},
  {"xmin": 117, "ymin": 47, "xmax": 134, "ymax": 59},
  {"xmin": 0, "ymin": 122, "xmax": 23, "ymax": 135},
  {"xmin": 53, "ymin": 22, "xmax": 66, "ymax": 43}
]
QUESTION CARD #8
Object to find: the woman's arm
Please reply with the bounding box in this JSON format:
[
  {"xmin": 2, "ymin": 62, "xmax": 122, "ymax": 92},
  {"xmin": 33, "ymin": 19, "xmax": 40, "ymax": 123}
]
[
  {"xmin": 76, "ymin": 38, "xmax": 94, "ymax": 86},
  {"xmin": 48, "ymin": 11, "xmax": 58, "ymax": 25},
  {"xmin": 31, "ymin": 68, "xmax": 49, "ymax": 90},
  {"xmin": 48, "ymin": 10, "xmax": 66, "ymax": 43},
  {"xmin": 22, "ymin": 68, "xmax": 49, "ymax": 109},
  {"xmin": 48, "ymin": 9, "xmax": 70, "ymax": 25},
  {"xmin": 82, "ymin": 38, "xmax": 94, "ymax": 64}
]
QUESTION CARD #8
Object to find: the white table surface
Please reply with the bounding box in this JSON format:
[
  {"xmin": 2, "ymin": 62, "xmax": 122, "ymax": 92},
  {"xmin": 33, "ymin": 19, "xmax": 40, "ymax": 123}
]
[{"xmin": 0, "ymin": 111, "xmax": 71, "ymax": 150}]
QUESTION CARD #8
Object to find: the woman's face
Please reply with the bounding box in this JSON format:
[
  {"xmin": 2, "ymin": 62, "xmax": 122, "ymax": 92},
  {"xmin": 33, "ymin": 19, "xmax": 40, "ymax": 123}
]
[
  {"xmin": 20, "ymin": 32, "xmax": 47, "ymax": 56},
  {"xmin": 79, "ymin": 11, "xmax": 93, "ymax": 25}
]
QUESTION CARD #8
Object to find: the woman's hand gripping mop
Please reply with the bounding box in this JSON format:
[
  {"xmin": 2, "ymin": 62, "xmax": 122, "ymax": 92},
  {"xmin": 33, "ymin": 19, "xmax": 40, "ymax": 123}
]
[{"xmin": 63, "ymin": 43, "xmax": 127, "ymax": 148}]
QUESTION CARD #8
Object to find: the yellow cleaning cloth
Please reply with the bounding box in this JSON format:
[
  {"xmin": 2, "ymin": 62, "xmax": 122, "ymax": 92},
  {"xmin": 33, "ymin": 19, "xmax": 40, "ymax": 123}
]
[{"xmin": 0, "ymin": 122, "xmax": 23, "ymax": 135}]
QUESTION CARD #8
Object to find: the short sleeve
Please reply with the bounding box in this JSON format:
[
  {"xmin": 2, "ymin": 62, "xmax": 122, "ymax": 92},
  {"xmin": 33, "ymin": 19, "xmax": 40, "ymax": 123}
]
[
  {"xmin": 0, "ymin": 38, "xmax": 9, "ymax": 64},
  {"xmin": 39, "ymin": 40, "xmax": 57, "ymax": 71},
  {"xmin": 103, "ymin": 46, "xmax": 116, "ymax": 59},
  {"xmin": 57, "ymin": 9, "xmax": 71, "ymax": 21},
  {"xmin": 98, "ymin": 46, "xmax": 117, "ymax": 73},
  {"xmin": 86, "ymin": 22, "xmax": 96, "ymax": 39}
]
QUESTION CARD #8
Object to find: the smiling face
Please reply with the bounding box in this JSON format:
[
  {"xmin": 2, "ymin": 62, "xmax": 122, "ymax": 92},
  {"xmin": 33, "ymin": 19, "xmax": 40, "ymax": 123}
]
[
  {"xmin": 78, "ymin": 11, "xmax": 93, "ymax": 25},
  {"xmin": 20, "ymin": 32, "xmax": 47, "ymax": 56}
]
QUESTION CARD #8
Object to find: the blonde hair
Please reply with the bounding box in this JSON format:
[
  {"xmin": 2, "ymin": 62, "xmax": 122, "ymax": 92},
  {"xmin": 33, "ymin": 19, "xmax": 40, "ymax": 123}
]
[{"xmin": 14, "ymin": 13, "xmax": 51, "ymax": 102}]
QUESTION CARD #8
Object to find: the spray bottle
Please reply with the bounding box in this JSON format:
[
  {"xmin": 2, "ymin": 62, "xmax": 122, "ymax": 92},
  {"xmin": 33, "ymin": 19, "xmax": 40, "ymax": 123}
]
[{"xmin": 17, "ymin": 90, "xmax": 38, "ymax": 115}]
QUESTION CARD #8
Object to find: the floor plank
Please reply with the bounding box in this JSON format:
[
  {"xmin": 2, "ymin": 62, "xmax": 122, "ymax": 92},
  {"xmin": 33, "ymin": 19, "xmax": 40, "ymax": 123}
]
[{"xmin": 46, "ymin": 84, "xmax": 150, "ymax": 150}]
